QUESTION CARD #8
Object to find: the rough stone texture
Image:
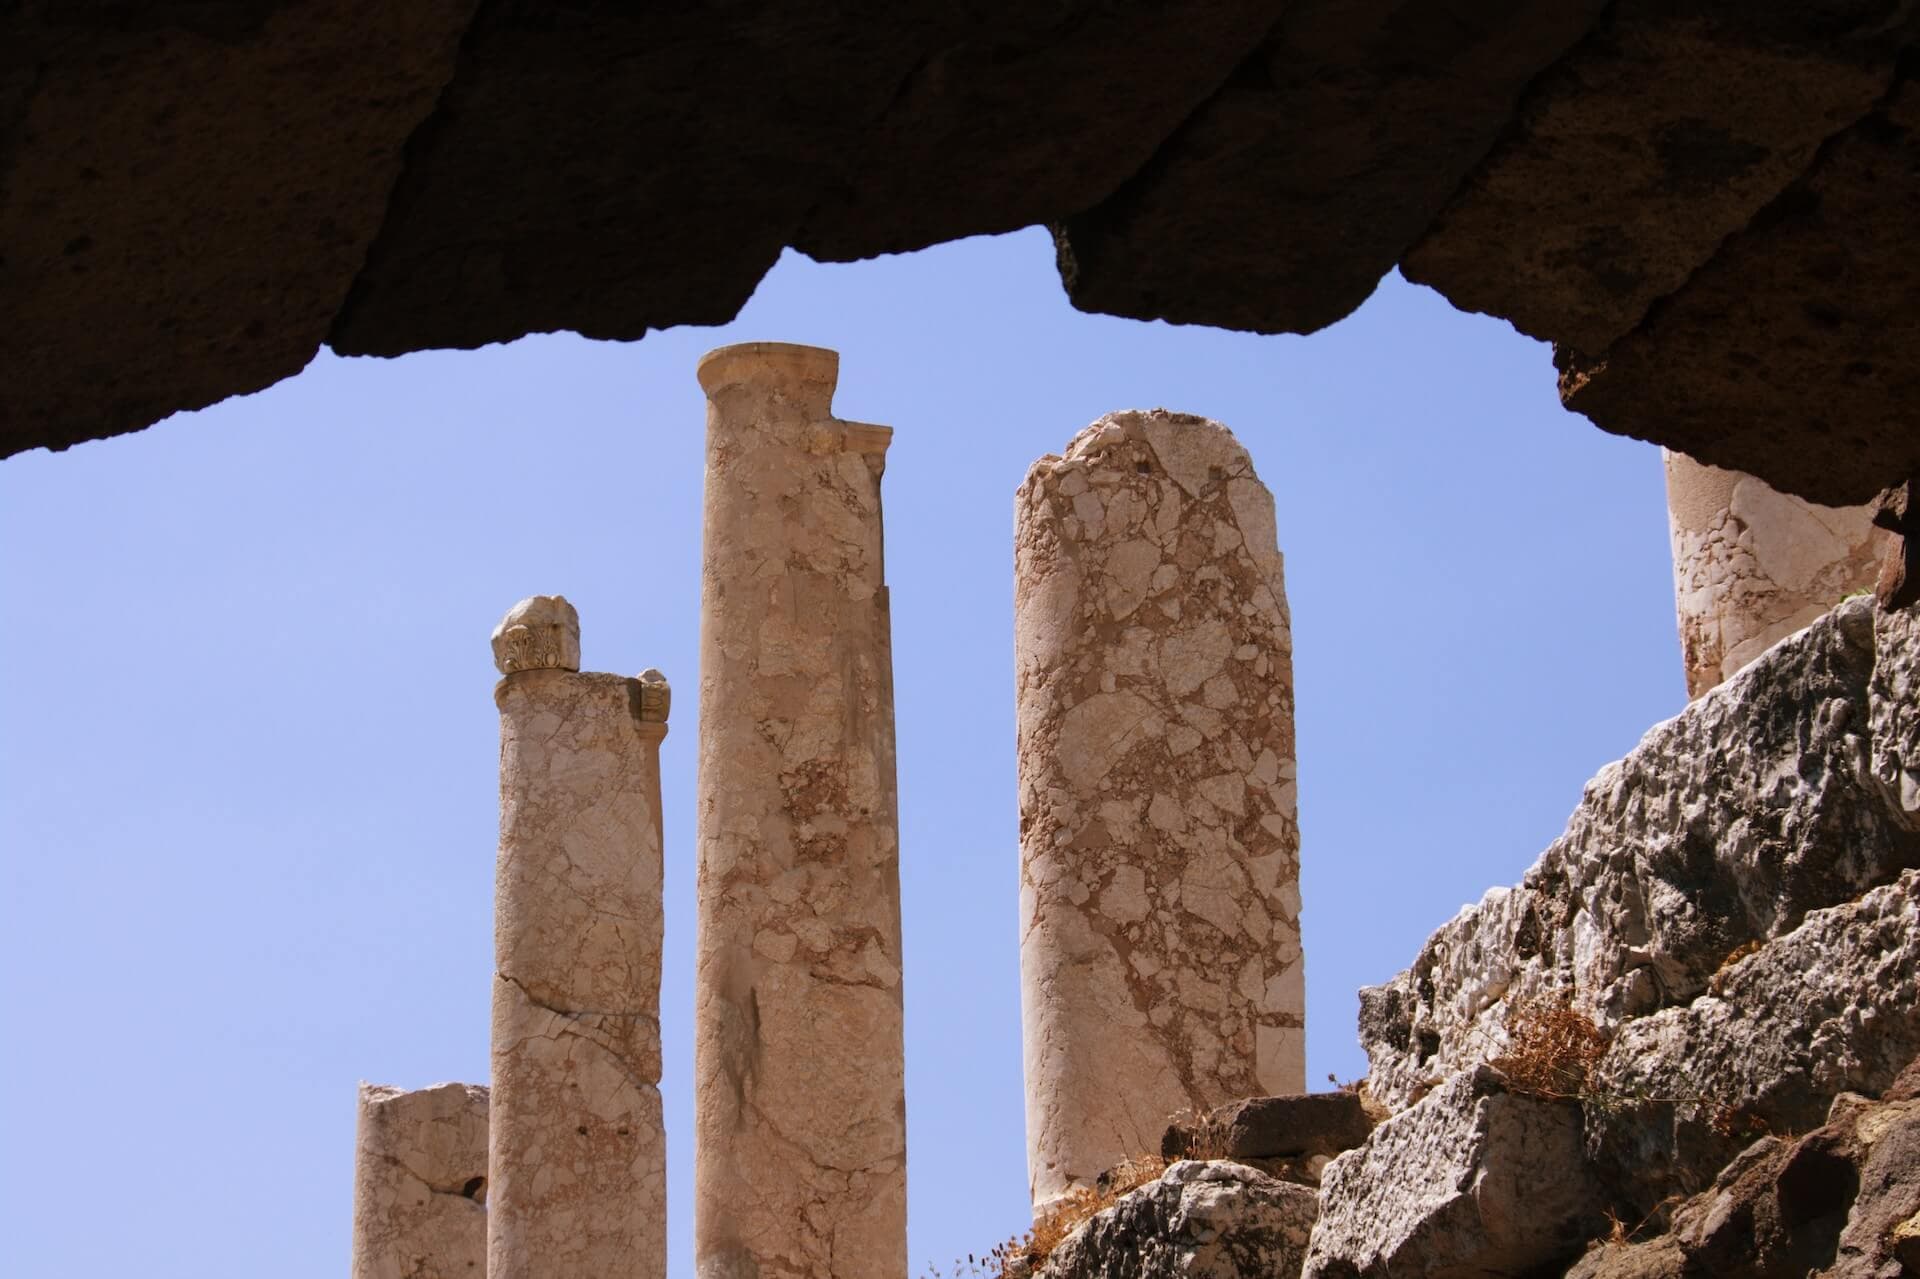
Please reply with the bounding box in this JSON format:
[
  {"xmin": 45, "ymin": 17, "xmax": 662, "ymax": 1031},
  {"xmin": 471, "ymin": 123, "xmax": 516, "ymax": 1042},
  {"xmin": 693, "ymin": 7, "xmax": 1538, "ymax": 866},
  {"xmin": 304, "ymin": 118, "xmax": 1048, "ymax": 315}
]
[
  {"xmin": 1403, "ymin": 0, "xmax": 1908, "ymax": 360},
  {"xmin": 1015, "ymin": 410, "xmax": 1303, "ymax": 1207},
  {"xmin": 692, "ymin": 343, "xmax": 905, "ymax": 1279},
  {"xmin": 1569, "ymin": 1084, "xmax": 1920, "ymax": 1279},
  {"xmin": 1161, "ymin": 1093, "xmax": 1374, "ymax": 1163},
  {"xmin": 1875, "ymin": 481, "xmax": 1920, "ymax": 611},
  {"xmin": 1665, "ymin": 453, "xmax": 1883, "ymax": 699},
  {"xmin": 1561, "ymin": 74, "xmax": 1920, "ymax": 509},
  {"xmin": 1301, "ymin": 1066, "xmax": 1605, "ymax": 1279},
  {"xmin": 1041, "ymin": 1160, "xmax": 1319, "ymax": 1279},
  {"xmin": 792, "ymin": 1, "xmax": 1283, "ymax": 263},
  {"xmin": 1359, "ymin": 597, "xmax": 1920, "ymax": 1111},
  {"xmin": 351, "ymin": 1082, "xmax": 489, "ymax": 1279},
  {"xmin": 489, "ymin": 594, "xmax": 581, "ymax": 675},
  {"xmin": 10, "ymin": 6, "xmax": 1920, "ymax": 511},
  {"xmin": 1586, "ymin": 871, "xmax": 1920, "ymax": 1215},
  {"xmin": 1, "ymin": 0, "xmax": 474, "ymax": 454},
  {"xmin": 1872, "ymin": 603, "xmax": 1920, "ymax": 821},
  {"xmin": 1054, "ymin": 0, "xmax": 1608, "ymax": 336},
  {"xmin": 491, "ymin": 638, "xmax": 669, "ymax": 1279}
]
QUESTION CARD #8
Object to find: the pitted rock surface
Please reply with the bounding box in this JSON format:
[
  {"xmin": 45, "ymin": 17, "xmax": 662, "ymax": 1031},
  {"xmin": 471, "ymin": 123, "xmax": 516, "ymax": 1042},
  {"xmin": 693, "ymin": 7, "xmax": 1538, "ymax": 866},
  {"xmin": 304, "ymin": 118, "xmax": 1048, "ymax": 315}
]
[
  {"xmin": 1360, "ymin": 597, "xmax": 1920, "ymax": 1111},
  {"xmin": 1041, "ymin": 1161, "xmax": 1319, "ymax": 1279},
  {"xmin": 1586, "ymin": 870, "xmax": 1920, "ymax": 1215},
  {"xmin": 1015, "ymin": 409, "xmax": 1302, "ymax": 1205}
]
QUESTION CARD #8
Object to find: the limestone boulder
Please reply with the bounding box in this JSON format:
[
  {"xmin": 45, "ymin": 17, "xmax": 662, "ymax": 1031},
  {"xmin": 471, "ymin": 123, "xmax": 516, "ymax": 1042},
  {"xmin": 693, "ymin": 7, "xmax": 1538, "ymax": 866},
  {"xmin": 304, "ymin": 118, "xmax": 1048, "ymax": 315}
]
[
  {"xmin": 1585, "ymin": 870, "xmax": 1920, "ymax": 1215},
  {"xmin": 1161, "ymin": 1092, "xmax": 1374, "ymax": 1163},
  {"xmin": 1360, "ymin": 597, "xmax": 1920, "ymax": 1111},
  {"xmin": 1300, "ymin": 1066, "xmax": 1604, "ymax": 1279},
  {"xmin": 1042, "ymin": 1160, "xmax": 1318, "ymax": 1279}
]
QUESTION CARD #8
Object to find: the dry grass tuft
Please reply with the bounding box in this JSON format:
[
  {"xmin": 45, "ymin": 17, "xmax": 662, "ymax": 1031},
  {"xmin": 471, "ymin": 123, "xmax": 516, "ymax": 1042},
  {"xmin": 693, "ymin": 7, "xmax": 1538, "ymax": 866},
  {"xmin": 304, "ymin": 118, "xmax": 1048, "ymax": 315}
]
[
  {"xmin": 1490, "ymin": 997, "xmax": 1611, "ymax": 1100},
  {"xmin": 1709, "ymin": 939, "xmax": 1763, "ymax": 995},
  {"xmin": 924, "ymin": 1156, "xmax": 1171, "ymax": 1279}
]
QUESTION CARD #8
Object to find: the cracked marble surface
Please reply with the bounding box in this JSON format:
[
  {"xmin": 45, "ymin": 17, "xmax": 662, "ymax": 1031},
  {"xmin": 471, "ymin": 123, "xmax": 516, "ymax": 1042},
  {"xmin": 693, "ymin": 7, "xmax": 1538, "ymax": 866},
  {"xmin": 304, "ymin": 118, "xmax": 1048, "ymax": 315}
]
[
  {"xmin": 491, "ymin": 658, "xmax": 668, "ymax": 1279},
  {"xmin": 692, "ymin": 343, "xmax": 906, "ymax": 1279},
  {"xmin": 1015, "ymin": 409, "xmax": 1304, "ymax": 1208},
  {"xmin": 352, "ymin": 1081, "xmax": 489, "ymax": 1279}
]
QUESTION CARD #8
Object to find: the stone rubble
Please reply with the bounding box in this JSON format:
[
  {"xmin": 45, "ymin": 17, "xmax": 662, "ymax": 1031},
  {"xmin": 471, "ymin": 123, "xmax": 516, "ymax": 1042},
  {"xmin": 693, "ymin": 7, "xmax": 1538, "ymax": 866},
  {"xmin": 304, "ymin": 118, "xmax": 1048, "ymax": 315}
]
[
  {"xmin": 1015, "ymin": 409, "xmax": 1304, "ymax": 1207},
  {"xmin": 1300, "ymin": 1065, "xmax": 1605, "ymax": 1279},
  {"xmin": 351, "ymin": 1081, "xmax": 490, "ymax": 1279},
  {"xmin": 1360, "ymin": 596, "xmax": 1920, "ymax": 1110}
]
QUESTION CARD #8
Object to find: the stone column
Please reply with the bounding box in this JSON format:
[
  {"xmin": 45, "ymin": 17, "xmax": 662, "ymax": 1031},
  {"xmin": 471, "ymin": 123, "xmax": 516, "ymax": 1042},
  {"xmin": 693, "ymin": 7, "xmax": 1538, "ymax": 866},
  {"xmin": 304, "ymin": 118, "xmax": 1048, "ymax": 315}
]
[
  {"xmin": 692, "ymin": 342, "xmax": 906, "ymax": 1279},
  {"xmin": 351, "ymin": 1081, "xmax": 489, "ymax": 1279},
  {"xmin": 1014, "ymin": 409, "xmax": 1305, "ymax": 1210},
  {"xmin": 1666, "ymin": 451, "xmax": 1884, "ymax": 698},
  {"xmin": 489, "ymin": 594, "xmax": 670, "ymax": 1279}
]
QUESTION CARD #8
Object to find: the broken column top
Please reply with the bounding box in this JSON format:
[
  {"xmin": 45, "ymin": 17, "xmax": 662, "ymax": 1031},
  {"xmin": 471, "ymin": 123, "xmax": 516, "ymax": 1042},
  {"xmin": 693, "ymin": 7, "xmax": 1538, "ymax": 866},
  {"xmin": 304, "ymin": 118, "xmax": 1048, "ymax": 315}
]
[
  {"xmin": 696, "ymin": 341, "xmax": 839, "ymax": 405},
  {"xmin": 491, "ymin": 594, "xmax": 581, "ymax": 675},
  {"xmin": 1028, "ymin": 408, "xmax": 1259, "ymax": 499}
]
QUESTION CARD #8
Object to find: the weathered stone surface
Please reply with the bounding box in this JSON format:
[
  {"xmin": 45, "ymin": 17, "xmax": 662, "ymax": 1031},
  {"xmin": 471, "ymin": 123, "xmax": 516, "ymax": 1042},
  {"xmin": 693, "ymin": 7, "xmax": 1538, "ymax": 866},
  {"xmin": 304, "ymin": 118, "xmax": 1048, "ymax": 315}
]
[
  {"xmin": 351, "ymin": 1081, "xmax": 489, "ymax": 1279},
  {"xmin": 1162, "ymin": 1093, "xmax": 1373, "ymax": 1163},
  {"xmin": 491, "ymin": 637, "xmax": 669, "ymax": 1279},
  {"xmin": 1570, "ymin": 1083, "xmax": 1920, "ymax": 1279},
  {"xmin": 1043, "ymin": 1160, "xmax": 1319, "ymax": 1279},
  {"xmin": 692, "ymin": 343, "xmax": 905, "ymax": 1279},
  {"xmin": 1404, "ymin": 0, "xmax": 1907, "ymax": 359},
  {"xmin": 1054, "ymin": 0, "xmax": 1607, "ymax": 336},
  {"xmin": 1560, "ymin": 75, "xmax": 1920, "ymax": 509},
  {"xmin": 1872, "ymin": 603, "xmax": 1920, "ymax": 821},
  {"xmin": 1664, "ymin": 453, "xmax": 1883, "ymax": 699},
  {"xmin": 794, "ymin": 1, "xmax": 1281, "ymax": 263},
  {"xmin": 489, "ymin": 594, "xmax": 581, "ymax": 675},
  {"xmin": 1360, "ymin": 597, "xmax": 1920, "ymax": 1110},
  {"xmin": 1015, "ymin": 410, "xmax": 1303, "ymax": 1207},
  {"xmin": 1, "ymin": 0, "xmax": 474, "ymax": 455},
  {"xmin": 1586, "ymin": 871, "xmax": 1920, "ymax": 1214},
  {"xmin": 1301, "ymin": 1066, "xmax": 1604, "ymax": 1279}
]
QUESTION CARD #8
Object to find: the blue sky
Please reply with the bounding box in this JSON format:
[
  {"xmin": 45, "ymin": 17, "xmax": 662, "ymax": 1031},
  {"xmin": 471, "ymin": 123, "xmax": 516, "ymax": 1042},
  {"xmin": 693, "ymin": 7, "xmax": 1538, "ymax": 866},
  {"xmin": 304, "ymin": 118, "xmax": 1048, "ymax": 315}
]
[{"xmin": 0, "ymin": 228, "xmax": 1680, "ymax": 1277}]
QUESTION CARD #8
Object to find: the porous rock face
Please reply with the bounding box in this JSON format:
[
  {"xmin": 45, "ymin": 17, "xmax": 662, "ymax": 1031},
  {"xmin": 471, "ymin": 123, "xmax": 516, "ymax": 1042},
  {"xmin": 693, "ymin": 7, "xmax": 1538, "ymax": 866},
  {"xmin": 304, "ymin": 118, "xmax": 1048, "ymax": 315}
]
[
  {"xmin": 351, "ymin": 1081, "xmax": 489, "ymax": 1279},
  {"xmin": 1015, "ymin": 409, "xmax": 1303, "ymax": 1205},
  {"xmin": 1300, "ymin": 1066, "xmax": 1604, "ymax": 1279},
  {"xmin": 1041, "ymin": 1161, "xmax": 1319, "ymax": 1279},
  {"xmin": 1586, "ymin": 870, "xmax": 1920, "ymax": 1215},
  {"xmin": 1570, "ymin": 1081, "xmax": 1920, "ymax": 1279},
  {"xmin": 9, "ymin": 5, "xmax": 1920, "ymax": 510},
  {"xmin": 1359, "ymin": 597, "xmax": 1920, "ymax": 1111},
  {"xmin": 1161, "ymin": 1092, "xmax": 1374, "ymax": 1165}
]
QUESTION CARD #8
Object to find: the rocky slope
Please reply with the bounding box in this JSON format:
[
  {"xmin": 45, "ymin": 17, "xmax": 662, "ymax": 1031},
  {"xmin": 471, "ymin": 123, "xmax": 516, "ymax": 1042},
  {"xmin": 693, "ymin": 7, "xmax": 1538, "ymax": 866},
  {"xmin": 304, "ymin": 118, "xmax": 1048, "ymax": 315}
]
[{"xmin": 1037, "ymin": 597, "xmax": 1920, "ymax": 1279}]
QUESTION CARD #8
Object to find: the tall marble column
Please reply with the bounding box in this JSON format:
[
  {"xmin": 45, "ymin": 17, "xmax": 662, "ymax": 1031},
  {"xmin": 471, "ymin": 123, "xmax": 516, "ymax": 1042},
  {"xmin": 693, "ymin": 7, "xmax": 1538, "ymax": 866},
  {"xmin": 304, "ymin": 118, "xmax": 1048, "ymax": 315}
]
[
  {"xmin": 351, "ymin": 1081, "xmax": 489, "ymax": 1279},
  {"xmin": 489, "ymin": 594, "xmax": 670, "ymax": 1279},
  {"xmin": 693, "ymin": 342, "xmax": 906, "ymax": 1279},
  {"xmin": 1666, "ymin": 451, "xmax": 1883, "ymax": 698},
  {"xmin": 1014, "ymin": 410, "xmax": 1305, "ymax": 1210}
]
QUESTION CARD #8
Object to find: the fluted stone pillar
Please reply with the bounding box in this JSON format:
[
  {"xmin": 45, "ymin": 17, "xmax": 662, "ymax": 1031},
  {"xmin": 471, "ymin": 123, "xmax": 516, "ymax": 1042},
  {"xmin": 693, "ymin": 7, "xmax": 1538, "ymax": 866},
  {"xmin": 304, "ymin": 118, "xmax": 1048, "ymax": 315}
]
[
  {"xmin": 1666, "ymin": 451, "xmax": 1884, "ymax": 698},
  {"xmin": 351, "ymin": 1081, "xmax": 489, "ymax": 1279},
  {"xmin": 489, "ymin": 594, "xmax": 670, "ymax": 1279},
  {"xmin": 1014, "ymin": 410, "xmax": 1305, "ymax": 1210},
  {"xmin": 693, "ymin": 342, "xmax": 906, "ymax": 1279}
]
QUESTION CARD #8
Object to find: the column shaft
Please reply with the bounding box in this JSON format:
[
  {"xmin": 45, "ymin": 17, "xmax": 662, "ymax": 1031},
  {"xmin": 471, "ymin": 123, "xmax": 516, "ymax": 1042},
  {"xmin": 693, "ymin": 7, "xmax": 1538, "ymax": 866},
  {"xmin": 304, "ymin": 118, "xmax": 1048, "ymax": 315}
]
[
  {"xmin": 1014, "ymin": 410, "xmax": 1304, "ymax": 1209},
  {"xmin": 693, "ymin": 342, "xmax": 906, "ymax": 1279},
  {"xmin": 490, "ymin": 623, "xmax": 669, "ymax": 1279},
  {"xmin": 1666, "ymin": 451, "xmax": 1883, "ymax": 698},
  {"xmin": 351, "ymin": 1081, "xmax": 489, "ymax": 1279}
]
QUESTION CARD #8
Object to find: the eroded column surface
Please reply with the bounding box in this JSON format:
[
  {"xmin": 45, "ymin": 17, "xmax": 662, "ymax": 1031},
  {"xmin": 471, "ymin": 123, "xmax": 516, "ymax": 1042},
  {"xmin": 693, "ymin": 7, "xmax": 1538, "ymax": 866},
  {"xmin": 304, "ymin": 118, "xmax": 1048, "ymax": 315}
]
[
  {"xmin": 1015, "ymin": 409, "xmax": 1304, "ymax": 1209},
  {"xmin": 693, "ymin": 342, "xmax": 905, "ymax": 1279},
  {"xmin": 490, "ymin": 594, "xmax": 669, "ymax": 1279},
  {"xmin": 352, "ymin": 1081, "xmax": 489, "ymax": 1279},
  {"xmin": 1667, "ymin": 450, "xmax": 1883, "ymax": 698}
]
